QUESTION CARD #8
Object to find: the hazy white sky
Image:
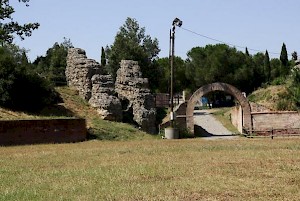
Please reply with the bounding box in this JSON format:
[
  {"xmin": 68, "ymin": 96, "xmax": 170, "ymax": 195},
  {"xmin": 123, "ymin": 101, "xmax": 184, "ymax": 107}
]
[{"xmin": 11, "ymin": 0, "xmax": 300, "ymax": 62}]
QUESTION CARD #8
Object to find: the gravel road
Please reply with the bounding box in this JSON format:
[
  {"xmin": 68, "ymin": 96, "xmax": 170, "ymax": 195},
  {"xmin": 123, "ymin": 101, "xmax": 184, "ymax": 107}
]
[{"xmin": 194, "ymin": 109, "xmax": 237, "ymax": 140}]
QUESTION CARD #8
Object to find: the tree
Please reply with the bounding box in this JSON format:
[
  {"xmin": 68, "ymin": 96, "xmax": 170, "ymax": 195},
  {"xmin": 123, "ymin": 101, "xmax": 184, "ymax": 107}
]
[
  {"xmin": 101, "ymin": 46, "xmax": 106, "ymax": 67},
  {"xmin": 0, "ymin": 0, "xmax": 39, "ymax": 44},
  {"xmin": 270, "ymin": 58, "xmax": 281, "ymax": 81},
  {"xmin": 33, "ymin": 38, "xmax": 73, "ymax": 86},
  {"xmin": 292, "ymin": 51, "xmax": 298, "ymax": 61},
  {"xmin": 156, "ymin": 56, "xmax": 187, "ymax": 93},
  {"xmin": 245, "ymin": 47, "xmax": 250, "ymax": 56},
  {"xmin": 280, "ymin": 43, "xmax": 289, "ymax": 76},
  {"xmin": 264, "ymin": 50, "xmax": 271, "ymax": 82},
  {"xmin": 0, "ymin": 45, "xmax": 60, "ymax": 111},
  {"xmin": 186, "ymin": 44, "xmax": 251, "ymax": 91},
  {"xmin": 105, "ymin": 17, "xmax": 160, "ymax": 89}
]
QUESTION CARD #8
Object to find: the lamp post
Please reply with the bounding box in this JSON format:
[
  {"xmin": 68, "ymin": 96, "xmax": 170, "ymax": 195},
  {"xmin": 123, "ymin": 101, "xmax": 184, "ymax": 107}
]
[
  {"xmin": 165, "ymin": 18, "xmax": 182, "ymax": 139},
  {"xmin": 170, "ymin": 18, "xmax": 182, "ymax": 128}
]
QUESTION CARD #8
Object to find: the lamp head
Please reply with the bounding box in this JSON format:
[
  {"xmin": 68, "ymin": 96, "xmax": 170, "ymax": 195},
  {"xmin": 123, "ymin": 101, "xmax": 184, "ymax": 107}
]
[{"xmin": 172, "ymin": 18, "xmax": 183, "ymax": 27}]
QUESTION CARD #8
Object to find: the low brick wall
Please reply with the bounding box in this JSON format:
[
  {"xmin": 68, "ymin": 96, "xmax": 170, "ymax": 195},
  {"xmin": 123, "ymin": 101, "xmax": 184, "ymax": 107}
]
[
  {"xmin": 0, "ymin": 118, "xmax": 87, "ymax": 146},
  {"xmin": 252, "ymin": 111, "xmax": 300, "ymax": 131}
]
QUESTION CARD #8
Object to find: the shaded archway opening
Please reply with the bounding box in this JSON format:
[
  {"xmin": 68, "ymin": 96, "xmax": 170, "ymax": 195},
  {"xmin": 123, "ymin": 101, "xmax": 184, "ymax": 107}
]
[{"xmin": 186, "ymin": 82, "xmax": 252, "ymax": 134}]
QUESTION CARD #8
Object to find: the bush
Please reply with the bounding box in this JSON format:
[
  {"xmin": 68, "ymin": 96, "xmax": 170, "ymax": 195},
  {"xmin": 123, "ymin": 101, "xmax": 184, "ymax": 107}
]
[
  {"xmin": 271, "ymin": 77, "xmax": 286, "ymax": 85},
  {"xmin": 0, "ymin": 46, "xmax": 61, "ymax": 112}
]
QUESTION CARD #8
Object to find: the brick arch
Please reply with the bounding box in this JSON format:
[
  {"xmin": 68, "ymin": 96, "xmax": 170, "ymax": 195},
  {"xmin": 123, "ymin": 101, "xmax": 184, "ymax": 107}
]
[{"xmin": 186, "ymin": 82, "xmax": 252, "ymax": 134}]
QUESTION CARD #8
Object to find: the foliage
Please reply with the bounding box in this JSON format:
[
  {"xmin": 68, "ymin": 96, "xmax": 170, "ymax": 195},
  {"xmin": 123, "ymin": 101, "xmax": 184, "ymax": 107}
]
[
  {"xmin": 245, "ymin": 47, "xmax": 250, "ymax": 56},
  {"xmin": 292, "ymin": 51, "xmax": 298, "ymax": 61},
  {"xmin": 105, "ymin": 17, "xmax": 160, "ymax": 90},
  {"xmin": 0, "ymin": 0, "xmax": 39, "ymax": 44},
  {"xmin": 280, "ymin": 43, "xmax": 289, "ymax": 75},
  {"xmin": 280, "ymin": 43, "xmax": 288, "ymax": 66},
  {"xmin": 264, "ymin": 50, "xmax": 271, "ymax": 82},
  {"xmin": 156, "ymin": 56, "xmax": 187, "ymax": 93},
  {"xmin": 186, "ymin": 44, "xmax": 257, "ymax": 93},
  {"xmin": 289, "ymin": 68, "xmax": 300, "ymax": 108},
  {"xmin": 100, "ymin": 46, "xmax": 106, "ymax": 66},
  {"xmin": 0, "ymin": 45, "xmax": 60, "ymax": 112},
  {"xmin": 270, "ymin": 58, "xmax": 281, "ymax": 80},
  {"xmin": 32, "ymin": 38, "xmax": 73, "ymax": 86}
]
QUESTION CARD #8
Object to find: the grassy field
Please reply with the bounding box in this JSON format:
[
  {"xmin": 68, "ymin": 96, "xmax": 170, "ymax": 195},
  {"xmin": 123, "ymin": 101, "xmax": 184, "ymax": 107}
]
[{"xmin": 1, "ymin": 138, "xmax": 300, "ymax": 200}]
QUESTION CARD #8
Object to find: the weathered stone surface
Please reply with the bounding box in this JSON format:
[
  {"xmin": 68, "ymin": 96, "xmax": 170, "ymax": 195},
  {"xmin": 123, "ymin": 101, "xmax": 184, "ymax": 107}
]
[
  {"xmin": 66, "ymin": 48, "xmax": 102, "ymax": 100},
  {"xmin": 66, "ymin": 48, "xmax": 122, "ymax": 121},
  {"xmin": 66, "ymin": 50, "xmax": 156, "ymax": 133},
  {"xmin": 88, "ymin": 75, "xmax": 122, "ymax": 121},
  {"xmin": 115, "ymin": 60, "xmax": 156, "ymax": 133}
]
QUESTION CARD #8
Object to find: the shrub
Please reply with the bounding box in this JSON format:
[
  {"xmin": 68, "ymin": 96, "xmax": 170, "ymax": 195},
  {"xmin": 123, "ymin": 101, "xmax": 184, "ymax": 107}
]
[{"xmin": 0, "ymin": 46, "xmax": 61, "ymax": 112}]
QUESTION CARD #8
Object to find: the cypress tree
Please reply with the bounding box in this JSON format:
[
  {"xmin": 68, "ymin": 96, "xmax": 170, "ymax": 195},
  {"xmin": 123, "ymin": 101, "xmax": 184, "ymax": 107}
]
[
  {"xmin": 280, "ymin": 43, "xmax": 288, "ymax": 66},
  {"xmin": 245, "ymin": 47, "xmax": 250, "ymax": 56},
  {"xmin": 280, "ymin": 43, "xmax": 288, "ymax": 76},
  {"xmin": 101, "ymin": 46, "xmax": 106, "ymax": 67},
  {"xmin": 264, "ymin": 50, "xmax": 271, "ymax": 82},
  {"xmin": 292, "ymin": 51, "xmax": 298, "ymax": 61}
]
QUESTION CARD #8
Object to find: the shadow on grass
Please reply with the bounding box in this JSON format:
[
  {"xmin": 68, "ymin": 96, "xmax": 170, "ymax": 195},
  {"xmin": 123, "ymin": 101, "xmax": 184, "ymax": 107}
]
[{"xmin": 36, "ymin": 104, "xmax": 76, "ymax": 117}]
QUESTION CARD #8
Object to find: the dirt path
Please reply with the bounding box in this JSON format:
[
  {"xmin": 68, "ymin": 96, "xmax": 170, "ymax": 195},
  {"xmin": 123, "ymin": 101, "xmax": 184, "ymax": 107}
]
[{"xmin": 194, "ymin": 109, "xmax": 237, "ymax": 140}]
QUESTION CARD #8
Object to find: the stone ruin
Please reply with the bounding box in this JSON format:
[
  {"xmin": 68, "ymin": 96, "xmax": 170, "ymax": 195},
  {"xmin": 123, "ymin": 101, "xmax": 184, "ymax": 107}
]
[
  {"xmin": 66, "ymin": 48, "xmax": 156, "ymax": 133},
  {"xmin": 116, "ymin": 60, "xmax": 156, "ymax": 134}
]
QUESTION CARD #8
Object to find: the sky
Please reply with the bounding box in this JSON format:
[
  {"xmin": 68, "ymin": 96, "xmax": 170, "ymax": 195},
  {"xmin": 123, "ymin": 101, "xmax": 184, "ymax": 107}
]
[{"xmin": 11, "ymin": 0, "xmax": 300, "ymax": 62}]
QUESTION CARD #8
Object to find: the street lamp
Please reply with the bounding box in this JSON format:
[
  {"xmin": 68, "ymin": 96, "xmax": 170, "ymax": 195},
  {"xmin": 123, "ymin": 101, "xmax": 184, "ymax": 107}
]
[{"xmin": 170, "ymin": 17, "xmax": 182, "ymax": 128}]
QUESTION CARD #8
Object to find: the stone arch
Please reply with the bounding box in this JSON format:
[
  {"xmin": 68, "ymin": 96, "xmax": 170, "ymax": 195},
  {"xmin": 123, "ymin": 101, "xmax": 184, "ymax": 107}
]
[{"xmin": 186, "ymin": 82, "xmax": 252, "ymax": 134}]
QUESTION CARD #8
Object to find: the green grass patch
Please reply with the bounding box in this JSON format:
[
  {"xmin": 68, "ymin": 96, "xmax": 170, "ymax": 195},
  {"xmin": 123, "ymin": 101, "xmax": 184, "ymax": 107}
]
[{"xmin": 89, "ymin": 117, "xmax": 158, "ymax": 141}]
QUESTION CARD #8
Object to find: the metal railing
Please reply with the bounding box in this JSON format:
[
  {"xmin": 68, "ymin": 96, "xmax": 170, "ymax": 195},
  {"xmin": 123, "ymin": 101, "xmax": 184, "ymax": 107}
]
[{"xmin": 244, "ymin": 127, "xmax": 300, "ymax": 138}]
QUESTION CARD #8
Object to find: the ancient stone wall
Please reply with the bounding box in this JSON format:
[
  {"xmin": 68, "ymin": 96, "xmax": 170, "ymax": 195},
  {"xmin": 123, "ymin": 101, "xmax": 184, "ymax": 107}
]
[
  {"xmin": 66, "ymin": 49, "xmax": 156, "ymax": 133},
  {"xmin": 115, "ymin": 60, "xmax": 156, "ymax": 134},
  {"xmin": 66, "ymin": 48, "xmax": 122, "ymax": 121},
  {"xmin": 88, "ymin": 75, "xmax": 122, "ymax": 121},
  {"xmin": 66, "ymin": 48, "xmax": 101, "ymax": 100}
]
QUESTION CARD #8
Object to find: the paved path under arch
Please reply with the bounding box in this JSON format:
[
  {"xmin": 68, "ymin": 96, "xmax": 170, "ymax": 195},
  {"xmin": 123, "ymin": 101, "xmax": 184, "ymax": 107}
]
[{"xmin": 194, "ymin": 109, "xmax": 238, "ymax": 140}]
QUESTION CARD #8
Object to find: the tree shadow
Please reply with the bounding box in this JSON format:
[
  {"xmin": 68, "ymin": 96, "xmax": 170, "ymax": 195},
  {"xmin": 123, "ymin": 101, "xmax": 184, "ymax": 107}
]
[
  {"xmin": 194, "ymin": 125, "xmax": 212, "ymax": 137},
  {"xmin": 194, "ymin": 125, "xmax": 235, "ymax": 138},
  {"xmin": 34, "ymin": 104, "xmax": 76, "ymax": 117}
]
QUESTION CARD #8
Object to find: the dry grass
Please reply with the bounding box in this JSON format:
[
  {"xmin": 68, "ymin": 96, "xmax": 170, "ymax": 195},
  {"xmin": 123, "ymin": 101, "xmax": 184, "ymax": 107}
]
[
  {"xmin": 1, "ymin": 138, "xmax": 300, "ymax": 200},
  {"xmin": 248, "ymin": 85, "xmax": 289, "ymax": 111}
]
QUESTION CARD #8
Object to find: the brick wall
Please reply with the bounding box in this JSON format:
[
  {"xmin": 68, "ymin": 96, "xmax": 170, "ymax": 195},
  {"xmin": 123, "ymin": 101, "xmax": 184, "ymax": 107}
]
[
  {"xmin": 252, "ymin": 111, "xmax": 300, "ymax": 131},
  {"xmin": 0, "ymin": 118, "xmax": 87, "ymax": 146},
  {"xmin": 230, "ymin": 105, "xmax": 300, "ymax": 135}
]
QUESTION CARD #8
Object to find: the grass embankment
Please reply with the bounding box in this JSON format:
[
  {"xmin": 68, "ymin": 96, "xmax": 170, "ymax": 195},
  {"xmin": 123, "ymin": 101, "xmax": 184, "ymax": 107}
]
[
  {"xmin": 0, "ymin": 86, "xmax": 156, "ymax": 141},
  {"xmin": 1, "ymin": 138, "xmax": 300, "ymax": 200},
  {"xmin": 248, "ymin": 85, "xmax": 298, "ymax": 111}
]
